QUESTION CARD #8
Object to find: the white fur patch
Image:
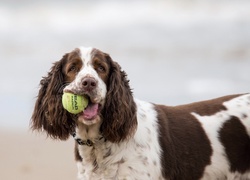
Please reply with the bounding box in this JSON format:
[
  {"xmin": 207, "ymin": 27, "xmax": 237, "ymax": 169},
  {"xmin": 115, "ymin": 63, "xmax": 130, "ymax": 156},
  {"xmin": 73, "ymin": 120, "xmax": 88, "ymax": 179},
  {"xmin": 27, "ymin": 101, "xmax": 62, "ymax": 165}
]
[{"xmin": 192, "ymin": 94, "xmax": 250, "ymax": 179}]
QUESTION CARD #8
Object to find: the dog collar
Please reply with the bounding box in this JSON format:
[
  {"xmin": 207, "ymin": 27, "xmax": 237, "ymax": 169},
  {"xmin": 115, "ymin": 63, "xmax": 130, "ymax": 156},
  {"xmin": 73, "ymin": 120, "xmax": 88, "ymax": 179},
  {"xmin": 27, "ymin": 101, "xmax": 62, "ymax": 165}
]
[{"xmin": 71, "ymin": 132, "xmax": 94, "ymax": 146}]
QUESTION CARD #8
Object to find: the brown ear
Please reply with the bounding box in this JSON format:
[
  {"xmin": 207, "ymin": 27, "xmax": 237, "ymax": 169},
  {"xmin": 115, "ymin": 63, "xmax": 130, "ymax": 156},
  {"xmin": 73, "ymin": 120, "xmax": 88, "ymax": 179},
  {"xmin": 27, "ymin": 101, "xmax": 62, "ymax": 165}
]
[
  {"xmin": 101, "ymin": 55, "xmax": 137, "ymax": 143},
  {"xmin": 31, "ymin": 54, "xmax": 75, "ymax": 140}
]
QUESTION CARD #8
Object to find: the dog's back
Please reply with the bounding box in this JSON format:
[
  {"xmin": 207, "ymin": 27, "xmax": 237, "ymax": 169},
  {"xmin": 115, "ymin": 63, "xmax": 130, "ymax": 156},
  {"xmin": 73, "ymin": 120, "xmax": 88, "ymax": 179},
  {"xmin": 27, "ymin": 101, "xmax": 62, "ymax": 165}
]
[{"xmin": 155, "ymin": 94, "xmax": 250, "ymax": 179}]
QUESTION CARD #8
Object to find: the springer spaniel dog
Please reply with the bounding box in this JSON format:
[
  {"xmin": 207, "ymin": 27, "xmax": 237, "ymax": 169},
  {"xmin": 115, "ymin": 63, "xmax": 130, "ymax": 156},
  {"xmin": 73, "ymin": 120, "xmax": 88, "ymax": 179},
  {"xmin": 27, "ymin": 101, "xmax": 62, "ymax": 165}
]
[{"xmin": 31, "ymin": 47, "xmax": 250, "ymax": 180}]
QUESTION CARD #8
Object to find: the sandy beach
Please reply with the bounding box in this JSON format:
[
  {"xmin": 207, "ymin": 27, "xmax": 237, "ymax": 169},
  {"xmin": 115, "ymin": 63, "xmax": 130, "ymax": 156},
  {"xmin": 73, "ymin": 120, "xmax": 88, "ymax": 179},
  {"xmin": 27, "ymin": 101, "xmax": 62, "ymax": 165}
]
[{"xmin": 0, "ymin": 129, "xmax": 76, "ymax": 180}]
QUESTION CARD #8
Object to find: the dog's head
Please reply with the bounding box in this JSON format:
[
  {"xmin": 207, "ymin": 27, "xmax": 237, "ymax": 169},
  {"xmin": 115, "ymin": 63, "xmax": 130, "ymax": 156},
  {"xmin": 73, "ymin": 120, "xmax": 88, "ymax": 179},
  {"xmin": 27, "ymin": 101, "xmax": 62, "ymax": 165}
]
[{"xmin": 31, "ymin": 47, "xmax": 137, "ymax": 142}]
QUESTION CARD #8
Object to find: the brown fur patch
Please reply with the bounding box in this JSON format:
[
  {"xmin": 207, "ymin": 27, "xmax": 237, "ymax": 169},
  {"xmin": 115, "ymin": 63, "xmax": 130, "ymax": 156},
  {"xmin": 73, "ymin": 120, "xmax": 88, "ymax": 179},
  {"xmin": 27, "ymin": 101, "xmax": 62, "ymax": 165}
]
[
  {"xmin": 90, "ymin": 49, "xmax": 111, "ymax": 84},
  {"xmin": 219, "ymin": 116, "xmax": 250, "ymax": 173},
  {"xmin": 175, "ymin": 94, "xmax": 242, "ymax": 116},
  {"xmin": 155, "ymin": 104, "xmax": 212, "ymax": 180},
  {"xmin": 31, "ymin": 50, "xmax": 81, "ymax": 140},
  {"xmin": 63, "ymin": 49, "xmax": 83, "ymax": 82},
  {"xmin": 100, "ymin": 53, "xmax": 137, "ymax": 143}
]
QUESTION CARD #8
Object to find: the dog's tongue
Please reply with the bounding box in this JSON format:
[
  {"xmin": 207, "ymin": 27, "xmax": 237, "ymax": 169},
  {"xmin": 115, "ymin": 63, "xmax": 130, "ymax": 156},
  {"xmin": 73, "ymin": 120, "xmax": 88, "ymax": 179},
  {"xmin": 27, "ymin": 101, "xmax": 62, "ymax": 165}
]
[{"xmin": 83, "ymin": 103, "xmax": 99, "ymax": 120}]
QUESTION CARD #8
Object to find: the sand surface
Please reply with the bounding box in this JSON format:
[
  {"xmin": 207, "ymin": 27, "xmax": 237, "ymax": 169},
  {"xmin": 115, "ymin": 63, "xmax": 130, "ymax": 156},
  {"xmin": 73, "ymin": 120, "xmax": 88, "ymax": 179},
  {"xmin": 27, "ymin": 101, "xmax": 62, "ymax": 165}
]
[{"xmin": 0, "ymin": 129, "xmax": 76, "ymax": 180}]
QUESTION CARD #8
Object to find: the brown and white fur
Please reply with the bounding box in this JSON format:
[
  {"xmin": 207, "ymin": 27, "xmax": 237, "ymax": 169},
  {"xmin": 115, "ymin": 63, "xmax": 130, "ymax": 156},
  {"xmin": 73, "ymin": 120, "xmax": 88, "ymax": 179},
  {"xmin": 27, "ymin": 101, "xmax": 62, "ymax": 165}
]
[{"xmin": 31, "ymin": 47, "xmax": 250, "ymax": 180}]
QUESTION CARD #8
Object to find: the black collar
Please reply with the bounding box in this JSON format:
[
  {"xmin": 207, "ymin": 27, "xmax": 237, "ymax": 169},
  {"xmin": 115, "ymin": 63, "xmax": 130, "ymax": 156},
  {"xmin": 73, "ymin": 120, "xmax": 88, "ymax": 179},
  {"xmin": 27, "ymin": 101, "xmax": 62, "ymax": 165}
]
[{"xmin": 71, "ymin": 132, "xmax": 94, "ymax": 146}]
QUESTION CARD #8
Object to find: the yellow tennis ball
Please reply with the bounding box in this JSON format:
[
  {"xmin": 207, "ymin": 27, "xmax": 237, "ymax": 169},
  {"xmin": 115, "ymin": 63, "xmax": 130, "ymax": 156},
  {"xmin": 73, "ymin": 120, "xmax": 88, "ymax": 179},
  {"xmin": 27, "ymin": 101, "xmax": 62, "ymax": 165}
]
[{"xmin": 62, "ymin": 93, "xmax": 88, "ymax": 114}]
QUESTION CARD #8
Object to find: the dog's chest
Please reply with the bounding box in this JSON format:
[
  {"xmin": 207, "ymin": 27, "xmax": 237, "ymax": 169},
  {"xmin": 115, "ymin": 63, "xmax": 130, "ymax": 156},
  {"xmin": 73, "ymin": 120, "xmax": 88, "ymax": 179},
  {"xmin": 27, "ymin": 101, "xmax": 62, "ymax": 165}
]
[{"xmin": 77, "ymin": 140, "xmax": 163, "ymax": 180}]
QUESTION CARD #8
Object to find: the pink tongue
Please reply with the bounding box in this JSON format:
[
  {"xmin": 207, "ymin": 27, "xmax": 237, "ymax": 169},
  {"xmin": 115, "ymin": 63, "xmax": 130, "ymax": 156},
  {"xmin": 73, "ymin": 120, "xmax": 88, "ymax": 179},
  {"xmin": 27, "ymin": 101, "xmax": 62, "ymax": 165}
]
[{"xmin": 83, "ymin": 103, "xmax": 99, "ymax": 120}]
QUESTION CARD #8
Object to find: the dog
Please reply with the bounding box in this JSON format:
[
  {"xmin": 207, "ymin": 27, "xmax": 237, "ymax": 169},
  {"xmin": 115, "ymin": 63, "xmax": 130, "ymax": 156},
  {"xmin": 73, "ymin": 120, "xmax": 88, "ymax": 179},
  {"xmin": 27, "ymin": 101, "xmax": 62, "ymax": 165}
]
[{"xmin": 31, "ymin": 47, "xmax": 250, "ymax": 179}]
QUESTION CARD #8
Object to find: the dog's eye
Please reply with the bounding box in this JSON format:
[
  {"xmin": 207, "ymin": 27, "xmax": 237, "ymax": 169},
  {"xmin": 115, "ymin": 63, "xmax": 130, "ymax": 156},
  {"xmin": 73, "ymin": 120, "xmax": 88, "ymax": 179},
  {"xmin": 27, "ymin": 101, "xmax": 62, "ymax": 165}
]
[
  {"xmin": 69, "ymin": 66, "xmax": 76, "ymax": 72},
  {"xmin": 69, "ymin": 65, "xmax": 78, "ymax": 73},
  {"xmin": 97, "ymin": 65, "xmax": 105, "ymax": 73}
]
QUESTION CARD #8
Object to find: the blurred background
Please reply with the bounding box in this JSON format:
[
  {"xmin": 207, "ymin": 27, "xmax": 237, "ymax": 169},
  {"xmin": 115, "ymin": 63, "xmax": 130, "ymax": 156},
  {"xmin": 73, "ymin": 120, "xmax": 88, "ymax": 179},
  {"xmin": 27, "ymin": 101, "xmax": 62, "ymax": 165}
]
[{"xmin": 0, "ymin": 0, "xmax": 249, "ymax": 179}]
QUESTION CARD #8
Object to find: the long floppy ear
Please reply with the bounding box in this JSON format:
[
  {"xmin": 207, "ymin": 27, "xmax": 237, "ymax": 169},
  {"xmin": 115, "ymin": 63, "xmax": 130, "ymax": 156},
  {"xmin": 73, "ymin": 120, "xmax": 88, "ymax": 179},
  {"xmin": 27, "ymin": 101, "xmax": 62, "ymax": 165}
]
[
  {"xmin": 31, "ymin": 54, "xmax": 75, "ymax": 140},
  {"xmin": 101, "ymin": 55, "xmax": 137, "ymax": 143}
]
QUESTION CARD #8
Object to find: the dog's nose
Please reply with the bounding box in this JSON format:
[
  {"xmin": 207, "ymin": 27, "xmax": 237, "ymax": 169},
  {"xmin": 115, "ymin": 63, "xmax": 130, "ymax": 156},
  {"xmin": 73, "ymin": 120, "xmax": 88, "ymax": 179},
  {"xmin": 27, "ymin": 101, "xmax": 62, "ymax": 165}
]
[{"xmin": 82, "ymin": 77, "xmax": 97, "ymax": 91}]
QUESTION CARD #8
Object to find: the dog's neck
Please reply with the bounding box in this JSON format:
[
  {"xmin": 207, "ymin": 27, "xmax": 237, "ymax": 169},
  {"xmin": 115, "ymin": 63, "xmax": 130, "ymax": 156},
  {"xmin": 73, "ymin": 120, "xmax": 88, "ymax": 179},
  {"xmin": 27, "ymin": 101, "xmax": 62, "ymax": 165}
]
[{"xmin": 75, "ymin": 120, "xmax": 103, "ymax": 144}]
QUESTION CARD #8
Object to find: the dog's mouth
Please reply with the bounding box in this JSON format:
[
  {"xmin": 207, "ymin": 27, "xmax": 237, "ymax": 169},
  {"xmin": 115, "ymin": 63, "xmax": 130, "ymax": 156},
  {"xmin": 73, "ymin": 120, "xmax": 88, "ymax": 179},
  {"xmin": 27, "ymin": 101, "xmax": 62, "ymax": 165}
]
[
  {"xmin": 63, "ymin": 89, "xmax": 103, "ymax": 124},
  {"xmin": 81, "ymin": 97, "xmax": 101, "ymax": 120},
  {"xmin": 78, "ymin": 95, "xmax": 102, "ymax": 125}
]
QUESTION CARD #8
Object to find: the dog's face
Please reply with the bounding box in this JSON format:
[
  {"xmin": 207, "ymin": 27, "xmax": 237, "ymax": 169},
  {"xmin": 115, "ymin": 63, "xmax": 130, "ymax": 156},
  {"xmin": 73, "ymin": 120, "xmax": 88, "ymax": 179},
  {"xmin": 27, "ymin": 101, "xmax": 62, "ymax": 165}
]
[
  {"xmin": 31, "ymin": 46, "xmax": 137, "ymax": 142},
  {"xmin": 63, "ymin": 47, "xmax": 110, "ymax": 125}
]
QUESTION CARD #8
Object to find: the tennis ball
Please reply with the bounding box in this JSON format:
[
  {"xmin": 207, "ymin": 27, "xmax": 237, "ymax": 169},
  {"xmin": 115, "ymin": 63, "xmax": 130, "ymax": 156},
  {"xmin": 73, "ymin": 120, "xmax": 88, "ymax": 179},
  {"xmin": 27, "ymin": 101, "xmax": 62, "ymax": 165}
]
[{"xmin": 62, "ymin": 92, "xmax": 88, "ymax": 114}]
